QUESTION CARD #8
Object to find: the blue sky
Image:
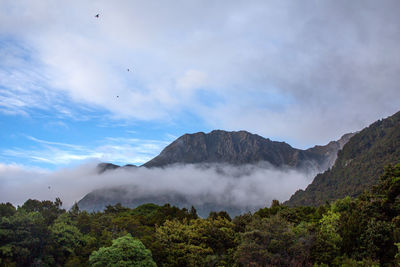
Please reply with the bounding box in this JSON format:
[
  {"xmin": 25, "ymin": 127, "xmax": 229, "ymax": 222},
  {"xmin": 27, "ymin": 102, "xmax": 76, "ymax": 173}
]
[
  {"xmin": 1, "ymin": 0, "xmax": 400, "ymax": 170},
  {"xmin": 0, "ymin": 88, "xmax": 209, "ymax": 168}
]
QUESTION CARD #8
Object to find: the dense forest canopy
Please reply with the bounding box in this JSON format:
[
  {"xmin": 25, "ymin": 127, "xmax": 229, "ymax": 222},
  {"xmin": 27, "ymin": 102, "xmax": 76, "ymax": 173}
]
[{"xmin": 1, "ymin": 163, "xmax": 400, "ymax": 266}]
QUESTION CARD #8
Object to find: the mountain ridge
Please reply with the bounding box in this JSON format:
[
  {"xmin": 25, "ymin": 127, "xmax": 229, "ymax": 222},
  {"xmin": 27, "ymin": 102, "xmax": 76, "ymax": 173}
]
[
  {"xmin": 286, "ymin": 111, "xmax": 400, "ymax": 206},
  {"xmin": 97, "ymin": 130, "xmax": 353, "ymax": 173},
  {"xmin": 142, "ymin": 129, "xmax": 352, "ymax": 171}
]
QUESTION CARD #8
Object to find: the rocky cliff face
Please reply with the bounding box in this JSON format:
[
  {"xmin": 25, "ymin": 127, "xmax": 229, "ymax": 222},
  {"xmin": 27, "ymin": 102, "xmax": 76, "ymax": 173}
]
[
  {"xmin": 143, "ymin": 130, "xmax": 345, "ymax": 171},
  {"xmin": 306, "ymin": 132, "xmax": 356, "ymax": 171}
]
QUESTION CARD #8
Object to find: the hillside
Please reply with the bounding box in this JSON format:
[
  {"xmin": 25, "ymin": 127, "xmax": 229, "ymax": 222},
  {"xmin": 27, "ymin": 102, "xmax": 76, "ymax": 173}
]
[{"xmin": 286, "ymin": 111, "xmax": 400, "ymax": 206}]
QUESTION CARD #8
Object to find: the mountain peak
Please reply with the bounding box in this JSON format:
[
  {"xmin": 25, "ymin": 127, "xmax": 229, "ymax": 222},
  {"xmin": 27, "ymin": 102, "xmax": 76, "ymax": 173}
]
[
  {"xmin": 97, "ymin": 163, "xmax": 137, "ymax": 174},
  {"xmin": 143, "ymin": 130, "xmax": 327, "ymax": 168}
]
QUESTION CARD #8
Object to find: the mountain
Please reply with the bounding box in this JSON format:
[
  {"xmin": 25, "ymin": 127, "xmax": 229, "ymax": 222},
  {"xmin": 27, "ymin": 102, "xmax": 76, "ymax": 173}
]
[
  {"xmin": 78, "ymin": 130, "xmax": 353, "ymax": 216},
  {"xmin": 143, "ymin": 130, "xmax": 349, "ymax": 171},
  {"xmin": 286, "ymin": 111, "xmax": 400, "ymax": 207},
  {"xmin": 306, "ymin": 132, "xmax": 355, "ymax": 170},
  {"xmin": 97, "ymin": 163, "xmax": 137, "ymax": 174},
  {"xmin": 77, "ymin": 186, "xmax": 253, "ymax": 218}
]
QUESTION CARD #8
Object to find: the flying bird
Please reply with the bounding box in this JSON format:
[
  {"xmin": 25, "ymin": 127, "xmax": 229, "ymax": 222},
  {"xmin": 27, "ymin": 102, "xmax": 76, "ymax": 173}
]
[
  {"xmin": 48, "ymin": 186, "xmax": 51, "ymax": 190},
  {"xmin": 95, "ymin": 14, "xmax": 100, "ymax": 18},
  {"xmin": 127, "ymin": 68, "xmax": 130, "ymax": 72}
]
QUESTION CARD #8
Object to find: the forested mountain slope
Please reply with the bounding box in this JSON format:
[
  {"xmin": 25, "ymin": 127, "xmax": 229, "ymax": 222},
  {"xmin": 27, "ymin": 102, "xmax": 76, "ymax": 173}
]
[{"xmin": 286, "ymin": 111, "xmax": 400, "ymax": 206}]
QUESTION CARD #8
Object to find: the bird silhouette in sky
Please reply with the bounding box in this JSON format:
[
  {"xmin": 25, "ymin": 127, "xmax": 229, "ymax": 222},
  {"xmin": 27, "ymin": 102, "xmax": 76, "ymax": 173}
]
[
  {"xmin": 95, "ymin": 14, "xmax": 100, "ymax": 18},
  {"xmin": 48, "ymin": 186, "xmax": 51, "ymax": 190},
  {"xmin": 127, "ymin": 68, "xmax": 130, "ymax": 72}
]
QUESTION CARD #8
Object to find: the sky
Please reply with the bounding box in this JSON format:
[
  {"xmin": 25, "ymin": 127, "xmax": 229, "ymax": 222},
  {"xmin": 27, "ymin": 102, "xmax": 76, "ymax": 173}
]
[{"xmin": 1, "ymin": 0, "xmax": 400, "ymax": 170}]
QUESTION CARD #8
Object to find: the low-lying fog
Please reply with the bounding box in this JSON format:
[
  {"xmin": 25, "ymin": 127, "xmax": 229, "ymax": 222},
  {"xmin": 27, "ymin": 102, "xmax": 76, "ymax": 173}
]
[{"xmin": 0, "ymin": 162, "xmax": 319, "ymax": 209}]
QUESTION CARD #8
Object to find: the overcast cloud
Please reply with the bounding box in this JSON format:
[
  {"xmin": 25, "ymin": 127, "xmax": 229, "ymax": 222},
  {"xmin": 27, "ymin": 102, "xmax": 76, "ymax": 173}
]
[{"xmin": 1, "ymin": 0, "xmax": 399, "ymax": 147}]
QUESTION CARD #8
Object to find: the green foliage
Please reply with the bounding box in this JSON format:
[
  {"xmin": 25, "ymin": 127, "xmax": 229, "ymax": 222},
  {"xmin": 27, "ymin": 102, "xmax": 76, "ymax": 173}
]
[
  {"xmin": 232, "ymin": 212, "xmax": 253, "ymax": 233},
  {"xmin": 288, "ymin": 111, "xmax": 400, "ymax": 206},
  {"xmin": 0, "ymin": 202, "xmax": 16, "ymax": 217},
  {"xmin": 89, "ymin": 234, "xmax": 156, "ymax": 267},
  {"xmin": 361, "ymin": 219, "xmax": 395, "ymax": 263},
  {"xmin": 329, "ymin": 256, "xmax": 379, "ymax": 267},
  {"xmin": 319, "ymin": 210, "xmax": 341, "ymax": 244},
  {"xmin": 49, "ymin": 213, "xmax": 86, "ymax": 264},
  {"xmin": 235, "ymin": 215, "xmax": 313, "ymax": 266},
  {"xmin": 395, "ymin": 243, "xmax": 400, "ymax": 265},
  {"xmin": 208, "ymin": 210, "xmax": 231, "ymax": 221},
  {"xmin": 319, "ymin": 163, "xmax": 400, "ymax": 265},
  {"xmin": 256, "ymin": 200, "xmax": 321, "ymax": 225},
  {"xmin": 313, "ymin": 210, "xmax": 342, "ymax": 263},
  {"xmin": 0, "ymin": 210, "xmax": 49, "ymax": 265},
  {"xmin": 104, "ymin": 203, "xmax": 130, "ymax": 214},
  {"xmin": 130, "ymin": 203, "xmax": 160, "ymax": 217},
  {"xmin": 155, "ymin": 217, "xmax": 237, "ymax": 266},
  {"xmin": 1, "ymin": 163, "xmax": 400, "ymax": 266},
  {"xmin": 20, "ymin": 198, "xmax": 65, "ymax": 225}
]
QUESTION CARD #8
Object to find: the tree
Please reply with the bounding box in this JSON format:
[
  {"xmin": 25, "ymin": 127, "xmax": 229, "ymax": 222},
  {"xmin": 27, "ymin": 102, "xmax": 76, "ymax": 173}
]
[
  {"xmin": 0, "ymin": 210, "xmax": 49, "ymax": 266},
  {"xmin": 312, "ymin": 210, "xmax": 342, "ymax": 263},
  {"xmin": 395, "ymin": 243, "xmax": 400, "ymax": 265},
  {"xmin": 208, "ymin": 211, "xmax": 231, "ymax": 221},
  {"xmin": 20, "ymin": 198, "xmax": 65, "ymax": 225},
  {"xmin": 49, "ymin": 213, "xmax": 86, "ymax": 264},
  {"xmin": 89, "ymin": 234, "xmax": 156, "ymax": 267},
  {"xmin": 234, "ymin": 215, "xmax": 313, "ymax": 266},
  {"xmin": 360, "ymin": 219, "xmax": 395, "ymax": 264},
  {"xmin": 155, "ymin": 217, "xmax": 237, "ymax": 266},
  {"xmin": 155, "ymin": 219, "xmax": 212, "ymax": 267},
  {"xmin": 0, "ymin": 202, "xmax": 16, "ymax": 217}
]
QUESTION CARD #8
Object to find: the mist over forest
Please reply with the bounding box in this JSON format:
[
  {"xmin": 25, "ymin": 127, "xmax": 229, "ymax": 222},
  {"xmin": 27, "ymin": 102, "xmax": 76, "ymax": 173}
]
[{"xmin": 0, "ymin": 161, "xmax": 317, "ymax": 209}]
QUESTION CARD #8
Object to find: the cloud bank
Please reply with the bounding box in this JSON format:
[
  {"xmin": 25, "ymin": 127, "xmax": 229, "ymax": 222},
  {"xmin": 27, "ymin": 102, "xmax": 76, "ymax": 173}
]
[
  {"xmin": 1, "ymin": 0, "xmax": 400, "ymax": 147},
  {"xmin": 0, "ymin": 162, "xmax": 317, "ymax": 210}
]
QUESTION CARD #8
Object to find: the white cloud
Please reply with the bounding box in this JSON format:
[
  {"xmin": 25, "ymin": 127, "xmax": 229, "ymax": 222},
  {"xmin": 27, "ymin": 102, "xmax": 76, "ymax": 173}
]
[
  {"xmin": 176, "ymin": 70, "xmax": 207, "ymax": 90},
  {"xmin": 2, "ymin": 136, "xmax": 170, "ymax": 166},
  {"xmin": 0, "ymin": 0, "xmax": 399, "ymax": 146},
  {"xmin": 26, "ymin": 136, "xmax": 85, "ymax": 150},
  {"xmin": 3, "ymin": 147, "xmax": 102, "ymax": 165}
]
